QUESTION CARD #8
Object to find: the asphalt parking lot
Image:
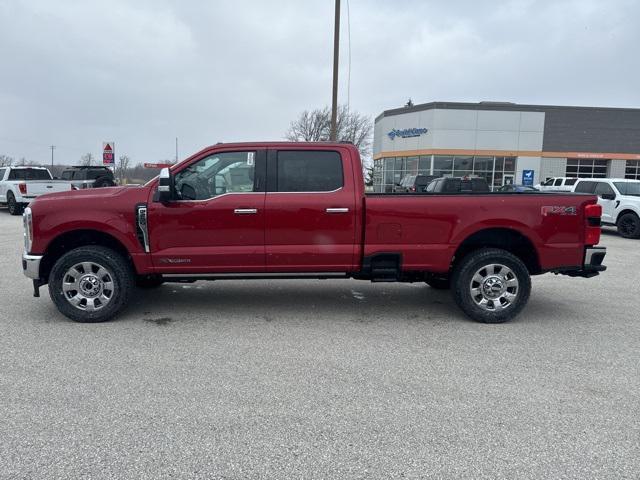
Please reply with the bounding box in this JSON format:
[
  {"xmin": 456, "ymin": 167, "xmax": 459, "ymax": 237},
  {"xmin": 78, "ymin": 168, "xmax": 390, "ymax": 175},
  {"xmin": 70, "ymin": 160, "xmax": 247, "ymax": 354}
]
[{"xmin": 0, "ymin": 210, "xmax": 638, "ymax": 479}]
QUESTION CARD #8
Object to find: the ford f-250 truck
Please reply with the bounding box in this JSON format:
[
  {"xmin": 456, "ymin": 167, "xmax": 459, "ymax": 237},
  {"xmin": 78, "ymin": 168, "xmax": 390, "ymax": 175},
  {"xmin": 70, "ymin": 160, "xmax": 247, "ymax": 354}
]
[{"xmin": 22, "ymin": 142, "xmax": 606, "ymax": 324}]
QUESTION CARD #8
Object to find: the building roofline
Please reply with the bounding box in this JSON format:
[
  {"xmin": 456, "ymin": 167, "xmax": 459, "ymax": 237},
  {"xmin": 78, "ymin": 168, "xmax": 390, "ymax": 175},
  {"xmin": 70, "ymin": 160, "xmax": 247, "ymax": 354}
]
[{"xmin": 375, "ymin": 101, "xmax": 640, "ymax": 122}]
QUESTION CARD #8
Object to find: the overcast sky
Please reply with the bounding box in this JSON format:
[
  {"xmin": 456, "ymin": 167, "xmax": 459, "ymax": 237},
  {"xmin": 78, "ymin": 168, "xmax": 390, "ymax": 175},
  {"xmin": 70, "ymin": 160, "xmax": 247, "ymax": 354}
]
[{"xmin": 1, "ymin": 0, "xmax": 639, "ymax": 165}]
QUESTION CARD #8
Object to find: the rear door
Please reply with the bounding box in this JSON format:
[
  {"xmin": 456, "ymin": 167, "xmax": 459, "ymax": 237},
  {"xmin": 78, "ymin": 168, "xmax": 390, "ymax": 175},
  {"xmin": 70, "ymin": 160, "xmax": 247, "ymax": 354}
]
[{"xmin": 264, "ymin": 148, "xmax": 357, "ymax": 272}]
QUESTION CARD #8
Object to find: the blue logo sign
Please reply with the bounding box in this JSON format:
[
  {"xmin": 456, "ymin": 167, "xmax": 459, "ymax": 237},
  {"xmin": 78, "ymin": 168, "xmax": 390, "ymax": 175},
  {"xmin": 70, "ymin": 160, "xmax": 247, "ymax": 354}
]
[
  {"xmin": 522, "ymin": 169, "xmax": 534, "ymax": 186},
  {"xmin": 387, "ymin": 127, "xmax": 428, "ymax": 140}
]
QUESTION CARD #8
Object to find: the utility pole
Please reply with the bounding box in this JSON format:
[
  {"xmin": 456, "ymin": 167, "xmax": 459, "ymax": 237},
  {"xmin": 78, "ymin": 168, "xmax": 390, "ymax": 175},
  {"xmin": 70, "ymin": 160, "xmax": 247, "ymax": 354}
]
[
  {"xmin": 175, "ymin": 137, "xmax": 178, "ymax": 163},
  {"xmin": 50, "ymin": 145, "xmax": 56, "ymax": 167},
  {"xmin": 330, "ymin": 0, "xmax": 340, "ymax": 141}
]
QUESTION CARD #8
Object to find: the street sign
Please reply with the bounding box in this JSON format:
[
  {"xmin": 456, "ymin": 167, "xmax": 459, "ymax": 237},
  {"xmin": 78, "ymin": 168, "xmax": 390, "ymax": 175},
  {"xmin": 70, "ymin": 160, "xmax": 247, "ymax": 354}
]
[
  {"xmin": 522, "ymin": 169, "xmax": 534, "ymax": 186},
  {"xmin": 103, "ymin": 142, "xmax": 115, "ymax": 165}
]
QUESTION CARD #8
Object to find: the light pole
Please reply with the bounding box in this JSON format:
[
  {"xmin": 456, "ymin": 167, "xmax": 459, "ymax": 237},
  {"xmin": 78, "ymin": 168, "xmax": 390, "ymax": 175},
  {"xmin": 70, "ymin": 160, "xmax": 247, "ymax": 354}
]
[
  {"xmin": 50, "ymin": 145, "xmax": 56, "ymax": 167},
  {"xmin": 330, "ymin": 0, "xmax": 340, "ymax": 141}
]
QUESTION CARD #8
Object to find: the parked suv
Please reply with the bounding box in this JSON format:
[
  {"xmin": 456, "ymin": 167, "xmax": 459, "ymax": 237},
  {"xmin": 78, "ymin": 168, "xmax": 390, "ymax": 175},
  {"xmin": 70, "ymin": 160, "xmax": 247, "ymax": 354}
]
[
  {"xmin": 60, "ymin": 166, "xmax": 116, "ymax": 189},
  {"xmin": 573, "ymin": 178, "xmax": 640, "ymax": 238},
  {"xmin": 394, "ymin": 174, "xmax": 439, "ymax": 193},
  {"xmin": 536, "ymin": 177, "xmax": 579, "ymax": 192},
  {"xmin": 0, "ymin": 166, "xmax": 72, "ymax": 215},
  {"xmin": 425, "ymin": 177, "xmax": 491, "ymax": 193}
]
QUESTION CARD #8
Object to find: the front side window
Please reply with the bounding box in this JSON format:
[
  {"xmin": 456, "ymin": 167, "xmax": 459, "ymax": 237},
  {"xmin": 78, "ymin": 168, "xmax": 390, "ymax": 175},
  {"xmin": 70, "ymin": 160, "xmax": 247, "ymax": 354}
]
[
  {"xmin": 554, "ymin": 178, "xmax": 563, "ymax": 186},
  {"xmin": 276, "ymin": 150, "xmax": 343, "ymax": 192},
  {"xmin": 0, "ymin": 168, "xmax": 6, "ymax": 180},
  {"xmin": 61, "ymin": 171, "xmax": 75, "ymax": 180},
  {"xmin": 614, "ymin": 182, "xmax": 640, "ymax": 196},
  {"xmin": 174, "ymin": 151, "xmax": 257, "ymax": 200},
  {"xmin": 543, "ymin": 178, "xmax": 555, "ymax": 186}
]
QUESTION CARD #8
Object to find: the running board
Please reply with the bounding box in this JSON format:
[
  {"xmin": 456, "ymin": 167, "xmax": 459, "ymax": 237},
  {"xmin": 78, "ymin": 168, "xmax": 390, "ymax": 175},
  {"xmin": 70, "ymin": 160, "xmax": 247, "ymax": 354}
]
[{"xmin": 161, "ymin": 272, "xmax": 349, "ymax": 281}]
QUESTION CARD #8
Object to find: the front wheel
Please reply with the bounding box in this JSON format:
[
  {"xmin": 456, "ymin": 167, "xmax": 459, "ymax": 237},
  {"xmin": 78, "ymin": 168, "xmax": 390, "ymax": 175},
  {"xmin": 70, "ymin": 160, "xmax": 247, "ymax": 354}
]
[
  {"xmin": 48, "ymin": 246, "xmax": 134, "ymax": 322},
  {"xmin": 452, "ymin": 248, "xmax": 531, "ymax": 323},
  {"xmin": 617, "ymin": 212, "xmax": 640, "ymax": 239}
]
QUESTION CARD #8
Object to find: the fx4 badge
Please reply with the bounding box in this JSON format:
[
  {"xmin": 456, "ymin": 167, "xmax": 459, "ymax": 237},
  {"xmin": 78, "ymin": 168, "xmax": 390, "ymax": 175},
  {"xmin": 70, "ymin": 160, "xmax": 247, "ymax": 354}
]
[{"xmin": 541, "ymin": 206, "xmax": 577, "ymax": 216}]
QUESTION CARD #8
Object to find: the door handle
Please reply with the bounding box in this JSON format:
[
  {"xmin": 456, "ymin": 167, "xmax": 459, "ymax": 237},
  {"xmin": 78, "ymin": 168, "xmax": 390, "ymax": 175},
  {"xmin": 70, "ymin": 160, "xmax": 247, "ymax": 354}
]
[
  {"xmin": 234, "ymin": 208, "xmax": 258, "ymax": 214},
  {"xmin": 326, "ymin": 207, "xmax": 349, "ymax": 213}
]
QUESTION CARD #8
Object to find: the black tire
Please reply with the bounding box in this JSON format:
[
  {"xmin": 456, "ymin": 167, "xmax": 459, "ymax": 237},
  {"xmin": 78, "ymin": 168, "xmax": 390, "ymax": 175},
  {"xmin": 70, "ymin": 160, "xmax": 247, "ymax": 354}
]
[
  {"xmin": 7, "ymin": 192, "xmax": 24, "ymax": 216},
  {"xmin": 48, "ymin": 246, "xmax": 134, "ymax": 323},
  {"xmin": 425, "ymin": 276, "xmax": 450, "ymax": 290},
  {"xmin": 136, "ymin": 275, "xmax": 164, "ymax": 289},
  {"xmin": 94, "ymin": 177, "xmax": 115, "ymax": 188},
  {"xmin": 617, "ymin": 212, "xmax": 640, "ymax": 239},
  {"xmin": 452, "ymin": 248, "xmax": 531, "ymax": 324}
]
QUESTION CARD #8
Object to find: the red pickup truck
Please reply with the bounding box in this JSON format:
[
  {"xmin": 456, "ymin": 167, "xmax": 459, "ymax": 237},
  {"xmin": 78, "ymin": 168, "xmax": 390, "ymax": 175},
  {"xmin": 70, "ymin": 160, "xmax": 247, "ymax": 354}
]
[{"xmin": 22, "ymin": 142, "xmax": 606, "ymax": 324}]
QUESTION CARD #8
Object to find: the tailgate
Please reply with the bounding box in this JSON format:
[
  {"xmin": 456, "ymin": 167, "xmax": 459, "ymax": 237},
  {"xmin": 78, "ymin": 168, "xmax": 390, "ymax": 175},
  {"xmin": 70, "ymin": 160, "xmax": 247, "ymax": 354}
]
[{"xmin": 23, "ymin": 181, "xmax": 72, "ymax": 197}]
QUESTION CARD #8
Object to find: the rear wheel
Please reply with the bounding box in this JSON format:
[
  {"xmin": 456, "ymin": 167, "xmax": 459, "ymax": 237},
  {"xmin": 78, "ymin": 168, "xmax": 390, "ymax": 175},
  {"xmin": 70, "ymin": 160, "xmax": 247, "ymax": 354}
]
[
  {"xmin": 617, "ymin": 213, "xmax": 640, "ymax": 239},
  {"xmin": 94, "ymin": 177, "xmax": 115, "ymax": 188},
  {"xmin": 48, "ymin": 246, "xmax": 134, "ymax": 322},
  {"xmin": 452, "ymin": 248, "xmax": 531, "ymax": 323},
  {"xmin": 7, "ymin": 192, "xmax": 24, "ymax": 216}
]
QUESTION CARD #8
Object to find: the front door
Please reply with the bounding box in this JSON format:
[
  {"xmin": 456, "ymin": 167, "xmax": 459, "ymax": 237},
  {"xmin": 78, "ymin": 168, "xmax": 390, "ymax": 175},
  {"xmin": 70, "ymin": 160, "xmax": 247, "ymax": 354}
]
[
  {"xmin": 594, "ymin": 181, "xmax": 616, "ymax": 224},
  {"xmin": 147, "ymin": 150, "xmax": 266, "ymax": 273},
  {"xmin": 264, "ymin": 148, "xmax": 357, "ymax": 272}
]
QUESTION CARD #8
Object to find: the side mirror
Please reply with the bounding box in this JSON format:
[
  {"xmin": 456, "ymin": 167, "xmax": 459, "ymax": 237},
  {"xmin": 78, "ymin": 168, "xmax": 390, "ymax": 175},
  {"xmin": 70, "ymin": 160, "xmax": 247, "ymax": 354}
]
[
  {"xmin": 601, "ymin": 193, "xmax": 616, "ymax": 201},
  {"xmin": 157, "ymin": 167, "xmax": 173, "ymax": 202}
]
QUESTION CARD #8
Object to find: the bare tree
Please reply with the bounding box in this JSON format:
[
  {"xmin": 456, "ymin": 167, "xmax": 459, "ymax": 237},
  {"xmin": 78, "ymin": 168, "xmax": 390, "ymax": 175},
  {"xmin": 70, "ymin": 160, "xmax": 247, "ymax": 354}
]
[
  {"xmin": 115, "ymin": 155, "xmax": 131, "ymax": 184},
  {"xmin": 285, "ymin": 105, "xmax": 373, "ymax": 159},
  {"xmin": 0, "ymin": 154, "xmax": 14, "ymax": 167},
  {"xmin": 80, "ymin": 152, "xmax": 94, "ymax": 166}
]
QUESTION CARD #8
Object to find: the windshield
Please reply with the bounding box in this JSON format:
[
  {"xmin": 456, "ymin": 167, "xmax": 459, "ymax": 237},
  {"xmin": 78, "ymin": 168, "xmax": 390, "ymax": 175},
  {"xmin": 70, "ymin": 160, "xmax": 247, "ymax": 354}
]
[{"xmin": 614, "ymin": 182, "xmax": 640, "ymax": 196}]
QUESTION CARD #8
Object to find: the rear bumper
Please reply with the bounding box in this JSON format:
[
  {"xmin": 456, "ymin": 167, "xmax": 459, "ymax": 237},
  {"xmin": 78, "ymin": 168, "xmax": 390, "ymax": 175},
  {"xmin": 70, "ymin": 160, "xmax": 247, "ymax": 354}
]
[
  {"xmin": 557, "ymin": 246, "xmax": 607, "ymax": 278},
  {"xmin": 22, "ymin": 253, "xmax": 43, "ymax": 279}
]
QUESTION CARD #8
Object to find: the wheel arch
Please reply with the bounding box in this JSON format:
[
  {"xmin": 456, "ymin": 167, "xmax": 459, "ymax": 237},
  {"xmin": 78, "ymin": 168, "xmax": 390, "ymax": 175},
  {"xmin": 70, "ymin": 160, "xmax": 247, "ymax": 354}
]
[
  {"xmin": 40, "ymin": 229, "xmax": 135, "ymax": 282},
  {"xmin": 615, "ymin": 208, "xmax": 640, "ymax": 224},
  {"xmin": 453, "ymin": 227, "xmax": 541, "ymax": 275}
]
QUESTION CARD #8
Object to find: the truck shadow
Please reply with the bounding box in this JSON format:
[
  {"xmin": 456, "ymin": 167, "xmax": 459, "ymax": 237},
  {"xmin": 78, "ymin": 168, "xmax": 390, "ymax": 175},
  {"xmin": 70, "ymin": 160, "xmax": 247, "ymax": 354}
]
[{"xmin": 125, "ymin": 280, "xmax": 469, "ymax": 326}]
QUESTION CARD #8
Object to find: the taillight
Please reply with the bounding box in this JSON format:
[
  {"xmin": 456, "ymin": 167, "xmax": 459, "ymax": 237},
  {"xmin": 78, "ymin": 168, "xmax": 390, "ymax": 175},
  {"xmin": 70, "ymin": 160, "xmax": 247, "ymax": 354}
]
[
  {"xmin": 18, "ymin": 183, "xmax": 27, "ymax": 195},
  {"xmin": 585, "ymin": 203, "xmax": 602, "ymax": 246}
]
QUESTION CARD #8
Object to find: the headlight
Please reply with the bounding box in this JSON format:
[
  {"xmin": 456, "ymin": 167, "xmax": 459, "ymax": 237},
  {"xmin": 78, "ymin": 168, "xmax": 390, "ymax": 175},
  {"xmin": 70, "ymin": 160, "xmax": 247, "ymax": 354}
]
[{"xmin": 23, "ymin": 207, "xmax": 33, "ymax": 253}]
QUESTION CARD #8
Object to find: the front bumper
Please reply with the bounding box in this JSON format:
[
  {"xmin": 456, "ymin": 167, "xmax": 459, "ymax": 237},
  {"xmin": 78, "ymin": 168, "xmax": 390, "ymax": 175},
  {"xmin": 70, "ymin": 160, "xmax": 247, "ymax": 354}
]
[
  {"xmin": 22, "ymin": 253, "xmax": 43, "ymax": 279},
  {"xmin": 558, "ymin": 246, "xmax": 607, "ymax": 278}
]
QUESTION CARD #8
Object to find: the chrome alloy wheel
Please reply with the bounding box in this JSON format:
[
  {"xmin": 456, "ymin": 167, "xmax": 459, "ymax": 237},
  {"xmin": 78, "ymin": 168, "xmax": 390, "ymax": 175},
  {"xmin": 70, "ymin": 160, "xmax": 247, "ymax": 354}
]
[
  {"xmin": 469, "ymin": 263, "xmax": 519, "ymax": 311},
  {"xmin": 62, "ymin": 262, "xmax": 115, "ymax": 311}
]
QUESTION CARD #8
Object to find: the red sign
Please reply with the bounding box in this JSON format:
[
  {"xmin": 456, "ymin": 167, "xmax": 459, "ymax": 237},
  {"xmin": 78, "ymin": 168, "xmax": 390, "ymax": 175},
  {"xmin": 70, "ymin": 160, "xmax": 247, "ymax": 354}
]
[{"xmin": 103, "ymin": 142, "xmax": 115, "ymax": 165}]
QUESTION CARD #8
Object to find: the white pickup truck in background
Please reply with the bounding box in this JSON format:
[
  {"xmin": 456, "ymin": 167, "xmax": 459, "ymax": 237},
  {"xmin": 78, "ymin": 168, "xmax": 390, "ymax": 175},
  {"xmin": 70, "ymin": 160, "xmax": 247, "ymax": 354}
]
[{"xmin": 0, "ymin": 166, "xmax": 73, "ymax": 215}]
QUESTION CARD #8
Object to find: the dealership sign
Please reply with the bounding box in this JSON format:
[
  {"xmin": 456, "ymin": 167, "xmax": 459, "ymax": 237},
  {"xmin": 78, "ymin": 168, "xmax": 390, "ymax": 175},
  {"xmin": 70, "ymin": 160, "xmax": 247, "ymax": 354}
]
[
  {"xmin": 387, "ymin": 127, "xmax": 428, "ymax": 140},
  {"xmin": 522, "ymin": 169, "xmax": 535, "ymax": 186}
]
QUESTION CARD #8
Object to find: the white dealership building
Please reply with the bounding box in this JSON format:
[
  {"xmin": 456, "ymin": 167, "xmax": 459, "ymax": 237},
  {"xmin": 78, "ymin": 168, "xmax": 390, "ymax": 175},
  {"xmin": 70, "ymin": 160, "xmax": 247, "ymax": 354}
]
[{"xmin": 372, "ymin": 101, "xmax": 640, "ymax": 192}]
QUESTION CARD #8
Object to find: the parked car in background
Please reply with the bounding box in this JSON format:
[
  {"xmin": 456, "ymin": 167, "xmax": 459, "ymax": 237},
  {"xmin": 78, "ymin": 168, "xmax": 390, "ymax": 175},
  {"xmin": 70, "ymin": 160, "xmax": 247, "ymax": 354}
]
[
  {"xmin": 497, "ymin": 184, "xmax": 539, "ymax": 193},
  {"xmin": 0, "ymin": 166, "xmax": 73, "ymax": 215},
  {"xmin": 425, "ymin": 176, "xmax": 491, "ymax": 193},
  {"xmin": 60, "ymin": 166, "xmax": 116, "ymax": 189},
  {"xmin": 536, "ymin": 177, "xmax": 579, "ymax": 192},
  {"xmin": 573, "ymin": 178, "xmax": 640, "ymax": 238},
  {"xmin": 394, "ymin": 174, "xmax": 439, "ymax": 193},
  {"xmin": 22, "ymin": 142, "xmax": 606, "ymax": 324}
]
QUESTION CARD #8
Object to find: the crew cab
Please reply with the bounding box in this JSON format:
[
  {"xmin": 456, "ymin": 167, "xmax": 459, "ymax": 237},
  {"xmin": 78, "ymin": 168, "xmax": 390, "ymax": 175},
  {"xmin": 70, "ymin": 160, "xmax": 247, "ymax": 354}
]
[
  {"xmin": 0, "ymin": 166, "xmax": 72, "ymax": 215},
  {"xmin": 536, "ymin": 177, "xmax": 578, "ymax": 192},
  {"xmin": 572, "ymin": 178, "xmax": 640, "ymax": 238},
  {"xmin": 22, "ymin": 142, "xmax": 606, "ymax": 324}
]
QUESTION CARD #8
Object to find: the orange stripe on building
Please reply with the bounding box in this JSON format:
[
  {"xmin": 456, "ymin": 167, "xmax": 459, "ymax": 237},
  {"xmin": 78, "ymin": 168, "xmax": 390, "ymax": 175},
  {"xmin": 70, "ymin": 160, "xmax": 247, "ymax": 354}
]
[{"xmin": 374, "ymin": 149, "xmax": 640, "ymax": 160}]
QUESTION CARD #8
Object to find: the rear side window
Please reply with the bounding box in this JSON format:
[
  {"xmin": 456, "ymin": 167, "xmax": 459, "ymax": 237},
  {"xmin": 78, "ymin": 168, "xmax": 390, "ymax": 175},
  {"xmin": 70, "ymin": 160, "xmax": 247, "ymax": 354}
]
[
  {"xmin": 277, "ymin": 151, "xmax": 343, "ymax": 192},
  {"xmin": 443, "ymin": 179, "xmax": 461, "ymax": 193},
  {"xmin": 565, "ymin": 178, "xmax": 578, "ymax": 186},
  {"xmin": 574, "ymin": 181, "xmax": 597, "ymax": 193},
  {"xmin": 594, "ymin": 182, "xmax": 615, "ymax": 196},
  {"xmin": 61, "ymin": 171, "xmax": 75, "ymax": 180},
  {"xmin": 8, "ymin": 168, "xmax": 51, "ymax": 180}
]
